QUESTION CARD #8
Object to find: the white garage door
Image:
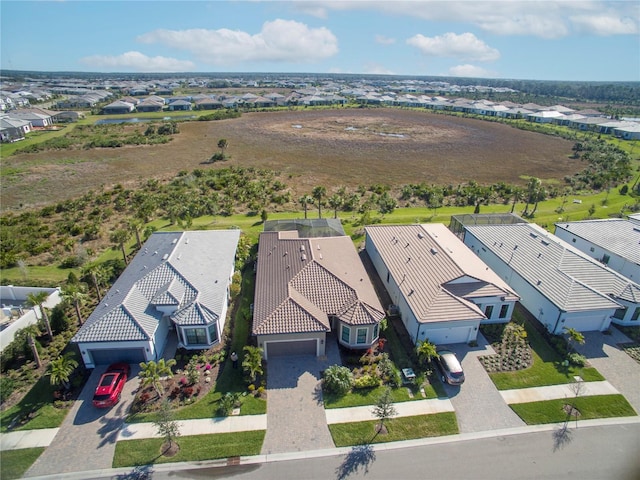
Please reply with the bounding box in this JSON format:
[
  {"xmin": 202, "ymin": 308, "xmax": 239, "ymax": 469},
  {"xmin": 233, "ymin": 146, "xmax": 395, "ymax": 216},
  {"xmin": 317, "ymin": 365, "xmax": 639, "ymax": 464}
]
[
  {"xmin": 423, "ymin": 327, "xmax": 473, "ymax": 345},
  {"xmin": 89, "ymin": 348, "xmax": 146, "ymax": 365},
  {"xmin": 563, "ymin": 314, "xmax": 607, "ymax": 332},
  {"xmin": 266, "ymin": 340, "xmax": 317, "ymax": 357}
]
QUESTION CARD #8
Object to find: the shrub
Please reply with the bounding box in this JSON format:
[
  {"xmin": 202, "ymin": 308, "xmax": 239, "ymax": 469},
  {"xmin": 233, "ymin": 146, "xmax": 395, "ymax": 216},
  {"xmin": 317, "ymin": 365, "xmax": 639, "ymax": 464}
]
[
  {"xmin": 353, "ymin": 374, "xmax": 381, "ymax": 389},
  {"xmin": 0, "ymin": 376, "xmax": 15, "ymax": 403},
  {"xmin": 322, "ymin": 365, "xmax": 354, "ymax": 396},
  {"xmin": 568, "ymin": 352, "xmax": 587, "ymax": 367},
  {"xmin": 217, "ymin": 392, "xmax": 241, "ymax": 416}
]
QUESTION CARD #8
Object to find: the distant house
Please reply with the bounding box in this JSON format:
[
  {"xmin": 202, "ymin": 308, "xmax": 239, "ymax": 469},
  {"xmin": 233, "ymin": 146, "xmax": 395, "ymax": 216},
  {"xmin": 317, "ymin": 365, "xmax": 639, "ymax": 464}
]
[
  {"xmin": 136, "ymin": 99, "xmax": 164, "ymax": 112},
  {"xmin": 252, "ymin": 226, "xmax": 385, "ymax": 359},
  {"xmin": 526, "ymin": 111, "xmax": 565, "ymax": 123},
  {"xmin": 167, "ymin": 99, "xmax": 192, "ymax": 111},
  {"xmin": 461, "ymin": 221, "xmax": 640, "ymax": 333},
  {"xmin": 613, "ymin": 124, "xmax": 640, "ymax": 140},
  {"xmin": 8, "ymin": 110, "xmax": 54, "ymax": 127},
  {"xmin": 101, "ymin": 100, "xmax": 135, "ymax": 115},
  {"xmin": 195, "ymin": 98, "xmax": 223, "ymax": 110},
  {"xmin": 554, "ymin": 219, "xmax": 640, "ymax": 283},
  {"xmin": 365, "ymin": 224, "xmax": 519, "ymax": 346},
  {"xmin": 73, "ymin": 230, "xmax": 240, "ymax": 368},
  {"xmin": 0, "ymin": 115, "xmax": 31, "ymax": 142}
]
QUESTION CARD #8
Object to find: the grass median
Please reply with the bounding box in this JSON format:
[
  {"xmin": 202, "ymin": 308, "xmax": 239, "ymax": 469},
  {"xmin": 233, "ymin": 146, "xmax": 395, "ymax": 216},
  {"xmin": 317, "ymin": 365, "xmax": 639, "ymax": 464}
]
[
  {"xmin": 112, "ymin": 430, "xmax": 265, "ymax": 467},
  {"xmin": 0, "ymin": 447, "xmax": 45, "ymax": 480}
]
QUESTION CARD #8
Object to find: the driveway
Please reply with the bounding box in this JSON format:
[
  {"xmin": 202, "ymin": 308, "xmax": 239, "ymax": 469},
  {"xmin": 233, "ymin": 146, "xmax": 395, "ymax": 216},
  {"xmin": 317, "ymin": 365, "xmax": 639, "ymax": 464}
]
[
  {"xmin": 440, "ymin": 334, "xmax": 525, "ymax": 434},
  {"xmin": 260, "ymin": 338, "xmax": 341, "ymax": 455},
  {"xmin": 575, "ymin": 328, "xmax": 640, "ymax": 414},
  {"xmin": 25, "ymin": 364, "xmax": 140, "ymax": 477}
]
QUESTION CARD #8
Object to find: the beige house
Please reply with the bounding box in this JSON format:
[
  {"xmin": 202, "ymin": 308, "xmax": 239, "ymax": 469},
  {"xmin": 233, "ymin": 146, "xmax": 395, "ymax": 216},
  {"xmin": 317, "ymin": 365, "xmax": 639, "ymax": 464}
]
[{"xmin": 252, "ymin": 230, "xmax": 385, "ymax": 359}]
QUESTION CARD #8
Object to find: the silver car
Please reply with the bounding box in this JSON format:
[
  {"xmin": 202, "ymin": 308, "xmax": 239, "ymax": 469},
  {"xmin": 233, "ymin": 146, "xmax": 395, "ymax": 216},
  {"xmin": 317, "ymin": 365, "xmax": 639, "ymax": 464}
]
[{"xmin": 436, "ymin": 349, "xmax": 465, "ymax": 385}]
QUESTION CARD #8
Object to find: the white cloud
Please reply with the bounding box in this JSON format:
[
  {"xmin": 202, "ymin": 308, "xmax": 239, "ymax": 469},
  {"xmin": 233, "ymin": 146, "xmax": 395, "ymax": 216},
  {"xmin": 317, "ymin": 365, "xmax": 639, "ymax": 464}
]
[
  {"xmin": 448, "ymin": 64, "xmax": 497, "ymax": 78},
  {"xmin": 570, "ymin": 14, "xmax": 639, "ymax": 36},
  {"xmin": 79, "ymin": 51, "xmax": 195, "ymax": 72},
  {"xmin": 407, "ymin": 32, "xmax": 500, "ymax": 62},
  {"xmin": 375, "ymin": 35, "xmax": 396, "ymax": 45},
  {"xmin": 137, "ymin": 19, "xmax": 338, "ymax": 66},
  {"xmin": 362, "ymin": 62, "xmax": 395, "ymax": 74}
]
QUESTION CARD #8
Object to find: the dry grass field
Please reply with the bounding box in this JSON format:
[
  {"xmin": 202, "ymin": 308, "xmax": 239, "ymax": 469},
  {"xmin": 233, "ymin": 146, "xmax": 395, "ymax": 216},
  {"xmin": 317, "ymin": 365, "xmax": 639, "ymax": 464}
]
[{"xmin": 1, "ymin": 108, "xmax": 578, "ymax": 211}]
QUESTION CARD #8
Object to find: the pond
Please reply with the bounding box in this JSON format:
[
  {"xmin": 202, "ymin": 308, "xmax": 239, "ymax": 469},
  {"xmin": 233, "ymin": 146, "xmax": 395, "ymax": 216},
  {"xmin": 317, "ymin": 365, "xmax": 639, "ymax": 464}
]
[{"xmin": 95, "ymin": 115, "xmax": 196, "ymax": 125}]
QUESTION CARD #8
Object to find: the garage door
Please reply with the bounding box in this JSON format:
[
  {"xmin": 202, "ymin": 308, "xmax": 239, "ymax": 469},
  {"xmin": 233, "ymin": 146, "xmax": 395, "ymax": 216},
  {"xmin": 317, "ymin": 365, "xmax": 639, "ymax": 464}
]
[
  {"xmin": 89, "ymin": 348, "xmax": 146, "ymax": 365},
  {"xmin": 564, "ymin": 314, "xmax": 607, "ymax": 332},
  {"xmin": 424, "ymin": 327, "xmax": 473, "ymax": 345},
  {"xmin": 266, "ymin": 340, "xmax": 317, "ymax": 357}
]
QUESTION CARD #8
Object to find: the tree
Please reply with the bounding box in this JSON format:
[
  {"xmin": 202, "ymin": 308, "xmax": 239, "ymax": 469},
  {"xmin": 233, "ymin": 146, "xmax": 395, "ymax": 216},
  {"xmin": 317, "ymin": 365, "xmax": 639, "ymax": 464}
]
[
  {"xmin": 81, "ymin": 262, "xmax": 107, "ymax": 302},
  {"xmin": 327, "ymin": 193, "xmax": 343, "ymax": 219},
  {"xmin": 217, "ymin": 138, "xmax": 228, "ymax": 157},
  {"xmin": 110, "ymin": 229, "xmax": 130, "ymax": 265},
  {"xmin": 312, "ymin": 186, "xmax": 327, "ymax": 219},
  {"xmin": 416, "ymin": 340, "xmax": 438, "ymax": 367},
  {"xmin": 242, "ymin": 345, "xmax": 264, "ymax": 386},
  {"xmin": 128, "ymin": 218, "xmax": 144, "ymax": 249},
  {"xmin": 26, "ymin": 291, "xmax": 53, "ymax": 341},
  {"xmin": 139, "ymin": 358, "xmax": 176, "ymax": 398},
  {"xmin": 322, "ymin": 364, "xmax": 353, "ymax": 395},
  {"xmin": 298, "ymin": 194, "xmax": 314, "ymax": 219},
  {"xmin": 154, "ymin": 399, "xmax": 181, "ymax": 454},
  {"xmin": 372, "ymin": 386, "xmax": 397, "ymax": 434},
  {"xmin": 522, "ymin": 177, "xmax": 541, "ymax": 217},
  {"xmin": 16, "ymin": 324, "xmax": 42, "ymax": 368},
  {"xmin": 47, "ymin": 353, "xmax": 79, "ymax": 390},
  {"xmin": 61, "ymin": 284, "xmax": 88, "ymax": 327},
  {"xmin": 564, "ymin": 327, "xmax": 585, "ymax": 353}
]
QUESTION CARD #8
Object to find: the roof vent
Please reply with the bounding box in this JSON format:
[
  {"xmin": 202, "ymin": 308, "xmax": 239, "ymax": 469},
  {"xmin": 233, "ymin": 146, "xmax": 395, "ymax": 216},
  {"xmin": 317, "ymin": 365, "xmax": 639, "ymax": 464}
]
[
  {"xmin": 301, "ymin": 253, "xmax": 307, "ymax": 261},
  {"xmin": 172, "ymin": 238, "xmax": 177, "ymax": 244},
  {"xmin": 317, "ymin": 244, "xmax": 321, "ymax": 250},
  {"xmin": 153, "ymin": 251, "xmax": 158, "ymax": 255},
  {"xmin": 319, "ymin": 253, "xmax": 323, "ymax": 259},
  {"xmin": 300, "ymin": 245, "xmax": 305, "ymax": 252},
  {"xmin": 417, "ymin": 233, "xmax": 424, "ymax": 239},
  {"xmin": 430, "ymin": 247, "xmax": 438, "ymax": 255},
  {"xmin": 185, "ymin": 238, "xmax": 189, "ymax": 244},
  {"xmin": 162, "ymin": 253, "xmax": 169, "ymax": 261},
  {"xmin": 530, "ymin": 232, "xmax": 538, "ymax": 238},
  {"xmin": 284, "ymin": 251, "xmax": 288, "ymax": 257}
]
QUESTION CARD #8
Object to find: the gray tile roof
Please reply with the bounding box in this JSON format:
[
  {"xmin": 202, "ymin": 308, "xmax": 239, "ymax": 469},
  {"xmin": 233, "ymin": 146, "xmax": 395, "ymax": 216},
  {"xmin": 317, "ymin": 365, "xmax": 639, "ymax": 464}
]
[
  {"xmin": 365, "ymin": 224, "xmax": 519, "ymax": 324},
  {"xmin": 73, "ymin": 230, "xmax": 240, "ymax": 343},
  {"xmin": 554, "ymin": 219, "xmax": 640, "ymax": 267},
  {"xmin": 252, "ymin": 231, "xmax": 384, "ymax": 336},
  {"xmin": 464, "ymin": 223, "xmax": 637, "ymax": 311}
]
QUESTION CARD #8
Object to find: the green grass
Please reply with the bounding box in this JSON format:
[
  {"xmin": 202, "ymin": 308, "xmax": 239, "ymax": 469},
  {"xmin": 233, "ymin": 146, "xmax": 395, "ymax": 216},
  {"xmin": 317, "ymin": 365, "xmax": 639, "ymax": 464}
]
[
  {"xmin": 510, "ymin": 394, "xmax": 637, "ymax": 425},
  {"xmin": 324, "ymin": 385, "xmax": 414, "ymax": 409},
  {"xmin": 0, "ymin": 376, "xmax": 72, "ymax": 433},
  {"xmin": 489, "ymin": 318, "xmax": 604, "ymax": 390},
  {"xmin": 328, "ymin": 412, "xmax": 458, "ymax": 447},
  {"xmin": 112, "ymin": 430, "xmax": 265, "ymax": 467},
  {"xmin": 0, "ymin": 447, "xmax": 45, "ymax": 480}
]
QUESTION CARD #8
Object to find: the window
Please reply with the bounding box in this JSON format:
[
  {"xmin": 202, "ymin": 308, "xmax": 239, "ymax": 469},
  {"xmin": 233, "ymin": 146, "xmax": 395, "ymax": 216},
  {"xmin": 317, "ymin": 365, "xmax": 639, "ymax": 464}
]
[
  {"xmin": 589, "ymin": 247, "xmax": 595, "ymax": 252},
  {"xmin": 632, "ymin": 307, "xmax": 640, "ymax": 321},
  {"xmin": 373, "ymin": 324, "xmax": 379, "ymax": 340},
  {"xmin": 613, "ymin": 308, "xmax": 627, "ymax": 320},
  {"xmin": 484, "ymin": 305, "xmax": 494, "ymax": 319},
  {"xmin": 208, "ymin": 323, "xmax": 218, "ymax": 343},
  {"xmin": 341, "ymin": 325, "xmax": 350, "ymax": 343},
  {"xmin": 185, "ymin": 328, "xmax": 207, "ymax": 345},
  {"xmin": 602, "ymin": 254, "xmax": 610, "ymax": 265},
  {"xmin": 386, "ymin": 271, "xmax": 390, "ymax": 283},
  {"xmin": 499, "ymin": 304, "xmax": 509, "ymax": 319},
  {"xmin": 356, "ymin": 328, "xmax": 367, "ymax": 344}
]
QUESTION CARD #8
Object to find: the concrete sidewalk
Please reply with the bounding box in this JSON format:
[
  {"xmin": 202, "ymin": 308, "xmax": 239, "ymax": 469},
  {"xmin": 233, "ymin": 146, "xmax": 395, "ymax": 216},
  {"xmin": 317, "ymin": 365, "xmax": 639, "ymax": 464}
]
[
  {"xmin": 117, "ymin": 414, "xmax": 268, "ymax": 441},
  {"xmin": 0, "ymin": 428, "xmax": 59, "ymax": 450},
  {"xmin": 500, "ymin": 380, "xmax": 619, "ymax": 404},
  {"xmin": 325, "ymin": 398, "xmax": 454, "ymax": 424}
]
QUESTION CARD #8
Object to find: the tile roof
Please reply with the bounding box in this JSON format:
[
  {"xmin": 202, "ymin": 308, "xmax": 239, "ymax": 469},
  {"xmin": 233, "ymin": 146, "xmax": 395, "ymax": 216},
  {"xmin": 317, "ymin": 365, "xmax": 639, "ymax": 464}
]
[
  {"xmin": 73, "ymin": 230, "xmax": 240, "ymax": 343},
  {"xmin": 464, "ymin": 223, "xmax": 637, "ymax": 311},
  {"xmin": 365, "ymin": 224, "xmax": 518, "ymax": 325},
  {"xmin": 252, "ymin": 231, "xmax": 384, "ymax": 336},
  {"xmin": 554, "ymin": 219, "xmax": 640, "ymax": 267}
]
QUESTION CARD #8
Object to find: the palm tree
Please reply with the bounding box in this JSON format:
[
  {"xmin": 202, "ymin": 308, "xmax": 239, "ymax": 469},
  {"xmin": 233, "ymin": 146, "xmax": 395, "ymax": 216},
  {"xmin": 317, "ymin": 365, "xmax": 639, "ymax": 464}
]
[
  {"xmin": 110, "ymin": 229, "xmax": 130, "ymax": 265},
  {"xmin": 312, "ymin": 186, "xmax": 327, "ymax": 219},
  {"xmin": 139, "ymin": 358, "xmax": 177, "ymax": 398},
  {"xmin": 127, "ymin": 218, "xmax": 144, "ymax": 249},
  {"xmin": 47, "ymin": 353, "xmax": 79, "ymax": 390},
  {"xmin": 81, "ymin": 262, "xmax": 107, "ymax": 302},
  {"xmin": 510, "ymin": 187, "xmax": 523, "ymax": 213},
  {"xmin": 416, "ymin": 340, "xmax": 438, "ymax": 367},
  {"xmin": 327, "ymin": 193, "xmax": 343, "ymax": 219},
  {"xmin": 298, "ymin": 194, "xmax": 314, "ymax": 219},
  {"xmin": 522, "ymin": 177, "xmax": 541, "ymax": 217},
  {"xmin": 25, "ymin": 291, "xmax": 53, "ymax": 341},
  {"xmin": 217, "ymin": 138, "xmax": 228, "ymax": 157},
  {"xmin": 16, "ymin": 324, "xmax": 42, "ymax": 368},
  {"xmin": 242, "ymin": 346, "xmax": 264, "ymax": 386},
  {"xmin": 61, "ymin": 284, "xmax": 88, "ymax": 327}
]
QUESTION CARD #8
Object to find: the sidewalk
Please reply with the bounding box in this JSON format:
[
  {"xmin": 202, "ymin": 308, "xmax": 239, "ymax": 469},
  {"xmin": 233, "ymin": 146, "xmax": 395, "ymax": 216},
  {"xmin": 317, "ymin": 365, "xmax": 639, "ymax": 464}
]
[
  {"xmin": 0, "ymin": 428, "xmax": 59, "ymax": 450},
  {"xmin": 500, "ymin": 380, "xmax": 619, "ymax": 404},
  {"xmin": 325, "ymin": 398, "xmax": 455, "ymax": 424}
]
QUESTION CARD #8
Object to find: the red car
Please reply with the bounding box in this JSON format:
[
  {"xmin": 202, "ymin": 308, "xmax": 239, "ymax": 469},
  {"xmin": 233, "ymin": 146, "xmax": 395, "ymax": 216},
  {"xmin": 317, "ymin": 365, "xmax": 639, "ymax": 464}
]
[{"xmin": 92, "ymin": 363, "xmax": 130, "ymax": 408}]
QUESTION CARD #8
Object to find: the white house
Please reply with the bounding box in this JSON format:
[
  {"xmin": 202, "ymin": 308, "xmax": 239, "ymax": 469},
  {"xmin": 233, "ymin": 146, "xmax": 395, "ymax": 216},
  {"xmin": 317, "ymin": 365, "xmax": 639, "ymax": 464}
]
[
  {"xmin": 462, "ymin": 222, "xmax": 640, "ymax": 333},
  {"xmin": 365, "ymin": 224, "xmax": 519, "ymax": 346},
  {"xmin": 554, "ymin": 218, "xmax": 640, "ymax": 283},
  {"xmin": 73, "ymin": 230, "xmax": 240, "ymax": 368}
]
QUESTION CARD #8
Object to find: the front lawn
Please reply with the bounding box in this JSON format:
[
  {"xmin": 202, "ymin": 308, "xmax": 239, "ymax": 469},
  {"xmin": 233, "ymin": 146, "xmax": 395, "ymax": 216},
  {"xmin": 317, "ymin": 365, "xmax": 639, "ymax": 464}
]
[
  {"xmin": 328, "ymin": 412, "xmax": 458, "ymax": 447},
  {"xmin": 0, "ymin": 447, "xmax": 45, "ymax": 480},
  {"xmin": 510, "ymin": 394, "xmax": 637, "ymax": 425},
  {"xmin": 112, "ymin": 430, "xmax": 265, "ymax": 467},
  {"xmin": 489, "ymin": 320, "xmax": 604, "ymax": 390}
]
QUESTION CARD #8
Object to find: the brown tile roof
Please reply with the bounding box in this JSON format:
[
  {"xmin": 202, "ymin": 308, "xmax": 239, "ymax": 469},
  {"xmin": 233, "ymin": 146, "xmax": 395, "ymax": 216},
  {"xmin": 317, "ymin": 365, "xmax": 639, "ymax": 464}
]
[{"xmin": 252, "ymin": 231, "xmax": 384, "ymax": 336}]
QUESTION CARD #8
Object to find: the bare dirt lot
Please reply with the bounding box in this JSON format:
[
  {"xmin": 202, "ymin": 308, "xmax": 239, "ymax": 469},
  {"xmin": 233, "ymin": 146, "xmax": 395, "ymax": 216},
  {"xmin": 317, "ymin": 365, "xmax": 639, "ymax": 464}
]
[{"xmin": 1, "ymin": 108, "xmax": 578, "ymax": 211}]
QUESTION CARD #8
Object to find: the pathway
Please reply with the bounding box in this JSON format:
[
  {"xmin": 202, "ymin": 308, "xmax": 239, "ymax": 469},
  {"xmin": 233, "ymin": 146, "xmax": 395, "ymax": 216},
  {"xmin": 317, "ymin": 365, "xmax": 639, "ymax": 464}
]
[{"xmin": 500, "ymin": 380, "xmax": 619, "ymax": 404}]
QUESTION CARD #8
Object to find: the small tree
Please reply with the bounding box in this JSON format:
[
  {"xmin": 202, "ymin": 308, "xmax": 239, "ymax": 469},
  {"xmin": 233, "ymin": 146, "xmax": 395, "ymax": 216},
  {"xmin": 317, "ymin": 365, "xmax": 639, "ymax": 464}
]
[
  {"xmin": 217, "ymin": 138, "xmax": 228, "ymax": 157},
  {"xmin": 564, "ymin": 327, "xmax": 585, "ymax": 353},
  {"xmin": 139, "ymin": 358, "xmax": 177, "ymax": 398},
  {"xmin": 416, "ymin": 340, "xmax": 438, "ymax": 368},
  {"xmin": 154, "ymin": 399, "xmax": 181, "ymax": 454},
  {"xmin": 372, "ymin": 386, "xmax": 397, "ymax": 434},
  {"xmin": 16, "ymin": 324, "xmax": 42, "ymax": 368},
  {"xmin": 26, "ymin": 291, "xmax": 53, "ymax": 341},
  {"xmin": 242, "ymin": 346, "xmax": 264, "ymax": 386},
  {"xmin": 47, "ymin": 353, "xmax": 79, "ymax": 390},
  {"xmin": 322, "ymin": 365, "xmax": 353, "ymax": 396}
]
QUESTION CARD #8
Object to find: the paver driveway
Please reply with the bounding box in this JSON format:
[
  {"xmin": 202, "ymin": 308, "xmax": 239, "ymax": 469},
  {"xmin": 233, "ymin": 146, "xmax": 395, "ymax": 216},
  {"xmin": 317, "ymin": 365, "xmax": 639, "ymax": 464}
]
[{"xmin": 25, "ymin": 364, "xmax": 140, "ymax": 477}]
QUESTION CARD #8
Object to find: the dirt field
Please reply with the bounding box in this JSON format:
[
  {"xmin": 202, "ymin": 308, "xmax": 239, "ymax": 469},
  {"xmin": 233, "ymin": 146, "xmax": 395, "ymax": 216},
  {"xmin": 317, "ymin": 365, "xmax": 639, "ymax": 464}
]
[{"xmin": 1, "ymin": 108, "xmax": 578, "ymax": 211}]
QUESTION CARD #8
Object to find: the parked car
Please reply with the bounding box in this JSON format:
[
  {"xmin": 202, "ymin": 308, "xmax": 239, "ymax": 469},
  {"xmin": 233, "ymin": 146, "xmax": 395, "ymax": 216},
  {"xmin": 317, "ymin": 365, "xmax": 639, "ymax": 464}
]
[
  {"xmin": 92, "ymin": 363, "xmax": 130, "ymax": 408},
  {"xmin": 435, "ymin": 349, "xmax": 465, "ymax": 385}
]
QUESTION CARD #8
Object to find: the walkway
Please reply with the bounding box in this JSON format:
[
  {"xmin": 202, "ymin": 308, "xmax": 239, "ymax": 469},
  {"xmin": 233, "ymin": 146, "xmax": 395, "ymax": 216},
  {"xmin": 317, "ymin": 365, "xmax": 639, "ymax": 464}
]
[
  {"xmin": 500, "ymin": 380, "xmax": 619, "ymax": 404},
  {"xmin": 325, "ymin": 398, "xmax": 454, "ymax": 424}
]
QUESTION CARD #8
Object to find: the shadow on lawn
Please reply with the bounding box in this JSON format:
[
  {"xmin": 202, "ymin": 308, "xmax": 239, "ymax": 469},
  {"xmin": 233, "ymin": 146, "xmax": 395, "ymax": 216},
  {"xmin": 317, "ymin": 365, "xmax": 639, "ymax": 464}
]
[{"xmin": 335, "ymin": 444, "xmax": 376, "ymax": 480}]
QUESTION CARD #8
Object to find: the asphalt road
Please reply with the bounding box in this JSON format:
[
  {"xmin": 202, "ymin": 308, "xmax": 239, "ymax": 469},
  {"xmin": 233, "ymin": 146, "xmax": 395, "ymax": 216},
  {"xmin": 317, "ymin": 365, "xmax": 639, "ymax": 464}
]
[{"xmin": 57, "ymin": 421, "xmax": 639, "ymax": 480}]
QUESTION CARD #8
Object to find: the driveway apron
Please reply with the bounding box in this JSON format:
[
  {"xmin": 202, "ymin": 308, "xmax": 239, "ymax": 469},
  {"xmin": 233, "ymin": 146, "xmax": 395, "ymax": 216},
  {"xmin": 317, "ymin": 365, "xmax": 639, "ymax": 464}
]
[
  {"xmin": 261, "ymin": 338, "xmax": 341, "ymax": 454},
  {"xmin": 442, "ymin": 334, "xmax": 525, "ymax": 434},
  {"xmin": 25, "ymin": 365, "xmax": 140, "ymax": 477},
  {"xmin": 575, "ymin": 329, "xmax": 640, "ymax": 414}
]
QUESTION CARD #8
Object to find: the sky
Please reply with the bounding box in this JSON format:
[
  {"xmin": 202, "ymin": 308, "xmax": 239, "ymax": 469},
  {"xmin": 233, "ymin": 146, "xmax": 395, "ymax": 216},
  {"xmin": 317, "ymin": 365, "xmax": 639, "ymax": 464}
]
[{"xmin": 1, "ymin": 1, "xmax": 639, "ymax": 82}]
